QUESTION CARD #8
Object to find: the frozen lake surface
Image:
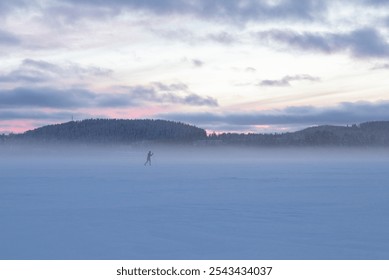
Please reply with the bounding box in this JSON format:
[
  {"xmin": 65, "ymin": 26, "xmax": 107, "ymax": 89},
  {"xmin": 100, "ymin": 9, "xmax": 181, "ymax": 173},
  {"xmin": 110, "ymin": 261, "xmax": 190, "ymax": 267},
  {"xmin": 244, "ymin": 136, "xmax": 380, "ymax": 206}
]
[{"xmin": 1, "ymin": 146, "xmax": 389, "ymax": 259}]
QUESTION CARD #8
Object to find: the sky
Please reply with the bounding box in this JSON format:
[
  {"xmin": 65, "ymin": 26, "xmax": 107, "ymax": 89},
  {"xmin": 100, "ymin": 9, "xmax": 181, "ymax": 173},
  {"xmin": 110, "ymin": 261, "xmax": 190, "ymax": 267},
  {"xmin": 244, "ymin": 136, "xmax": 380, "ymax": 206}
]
[{"xmin": 1, "ymin": 0, "xmax": 389, "ymax": 134}]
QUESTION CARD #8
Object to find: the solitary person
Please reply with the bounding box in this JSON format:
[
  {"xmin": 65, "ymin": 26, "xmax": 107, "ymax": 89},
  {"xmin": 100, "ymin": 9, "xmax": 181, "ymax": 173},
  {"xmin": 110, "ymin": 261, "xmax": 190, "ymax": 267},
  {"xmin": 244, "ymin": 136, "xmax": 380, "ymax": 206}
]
[{"xmin": 144, "ymin": 151, "xmax": 153, "ymax": 166}]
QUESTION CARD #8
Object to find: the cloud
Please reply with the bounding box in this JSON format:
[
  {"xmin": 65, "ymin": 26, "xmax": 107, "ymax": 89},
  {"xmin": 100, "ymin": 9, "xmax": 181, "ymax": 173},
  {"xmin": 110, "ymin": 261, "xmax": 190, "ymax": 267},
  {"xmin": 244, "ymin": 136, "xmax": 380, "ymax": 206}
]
[
  {"xmin": 0, "ymin": 59, "xmax": 113, "ymax": 84},
  {"xmin": 152, "ymin": 82, "xmax": 189, "ymax": 91},
  {"xmin": 1, "ymin": 1, "xmax": 386, "ymax": 31},
  {"xmin": 245, "ymin": 67, "xmax": 256, "ymax": 73},
  {"xmin": 157, "ymin": 100, "xmax": 389, "ymax": 131},
  {"xmin": 207, "ymin": 32, "xmax": 237, "ymax": 44},
  {"xmin": 364, "ymin": 0, "xmax": 389, "ymax": 6},
  {"xmin": 22, "ymin": 59, "xmax": 113, "ymax": 77},
  {"xmin": 0, "ymin": 29, "xmax": 21, "ymax": 45},
  {"xmin": 150, "ymin": 27, "xmax": 239, "ymax": 46},
  {"xmin": 259, "ymin": 74, "xmax": 320, "ymax": 87},
  {"xmin": 0, "ymin": 1, "xmax": 32, "ymax": 16},
  {"xmin": 0, "ymin": 87, "xmax": 137, "ymax": 109},
  {"xmin": 371, "ymin": 63, "xmax": 389, "ymax": 70},
  {"xmin": 127, "ymin": 83, "xmax": 218, "ymax": 107},
  {"xmin": 257, "ymin": 27, "xmax": 389, "ymax": 59},
  {"xmin": 192, "ymin": 59, "xmax": 204, "ymax": 68},
  {"xmin": 0, "ymin": 87, "xmax": 97, "ymax": 109},
  {"xmin": 48, "ymin": 0, "xmax": 328, "ymax": 24}
]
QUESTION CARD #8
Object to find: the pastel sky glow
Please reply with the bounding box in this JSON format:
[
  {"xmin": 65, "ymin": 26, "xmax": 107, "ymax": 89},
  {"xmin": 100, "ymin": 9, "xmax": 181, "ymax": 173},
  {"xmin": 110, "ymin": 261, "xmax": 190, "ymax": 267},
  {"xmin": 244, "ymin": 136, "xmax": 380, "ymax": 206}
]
[{"xmin": 2, "ymin": 0, "xmax": 389, "ymax": 133}]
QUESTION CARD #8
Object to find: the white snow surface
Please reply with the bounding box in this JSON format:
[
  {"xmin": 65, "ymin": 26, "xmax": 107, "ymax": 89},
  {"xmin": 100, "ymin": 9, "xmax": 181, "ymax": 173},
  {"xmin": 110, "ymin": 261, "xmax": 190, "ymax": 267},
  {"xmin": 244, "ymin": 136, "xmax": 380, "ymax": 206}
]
[{"xmin": 1, "ymin": 145, "xmax": 388, "ymax": 260}]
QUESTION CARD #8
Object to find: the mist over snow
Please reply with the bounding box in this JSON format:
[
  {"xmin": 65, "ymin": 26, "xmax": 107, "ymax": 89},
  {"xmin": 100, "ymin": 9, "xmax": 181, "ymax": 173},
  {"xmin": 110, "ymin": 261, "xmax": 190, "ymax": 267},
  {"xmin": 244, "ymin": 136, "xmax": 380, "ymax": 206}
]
[{"xmin": 1, "ymin": 145, "xmax": 389, "ymax": 259}]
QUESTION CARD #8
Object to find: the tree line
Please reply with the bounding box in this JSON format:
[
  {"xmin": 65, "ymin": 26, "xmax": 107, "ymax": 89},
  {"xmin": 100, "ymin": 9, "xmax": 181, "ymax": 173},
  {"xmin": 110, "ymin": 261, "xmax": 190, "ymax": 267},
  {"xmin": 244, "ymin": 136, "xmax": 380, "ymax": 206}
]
[{"xmin": 2, "ymin": 119, "xmax": 389, "ymax": 146}]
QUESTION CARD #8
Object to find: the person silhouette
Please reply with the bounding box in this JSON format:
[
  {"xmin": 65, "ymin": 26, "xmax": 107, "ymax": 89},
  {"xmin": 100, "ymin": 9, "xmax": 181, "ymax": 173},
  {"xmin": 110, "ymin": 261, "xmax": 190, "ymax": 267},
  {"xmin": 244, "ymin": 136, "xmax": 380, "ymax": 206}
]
[{"xmin": 144, "ymin": 151, "xmax": 153, "ymax": 166}]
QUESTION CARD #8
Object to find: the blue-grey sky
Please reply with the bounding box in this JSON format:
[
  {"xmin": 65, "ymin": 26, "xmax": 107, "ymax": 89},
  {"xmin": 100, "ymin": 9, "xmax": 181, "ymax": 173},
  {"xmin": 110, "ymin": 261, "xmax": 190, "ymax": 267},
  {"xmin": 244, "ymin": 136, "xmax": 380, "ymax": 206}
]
[{"xmin": 1, "ymin": 0, "xmax": 389, "ymax": 133}]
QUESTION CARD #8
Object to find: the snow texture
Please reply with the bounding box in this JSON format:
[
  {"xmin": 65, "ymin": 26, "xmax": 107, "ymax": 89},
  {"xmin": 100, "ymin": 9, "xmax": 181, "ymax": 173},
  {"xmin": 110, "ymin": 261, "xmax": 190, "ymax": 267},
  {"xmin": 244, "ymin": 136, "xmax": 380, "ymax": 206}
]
[{"xmin": 0, "ymin": 146, "xmax": 388, "ymax": 259}]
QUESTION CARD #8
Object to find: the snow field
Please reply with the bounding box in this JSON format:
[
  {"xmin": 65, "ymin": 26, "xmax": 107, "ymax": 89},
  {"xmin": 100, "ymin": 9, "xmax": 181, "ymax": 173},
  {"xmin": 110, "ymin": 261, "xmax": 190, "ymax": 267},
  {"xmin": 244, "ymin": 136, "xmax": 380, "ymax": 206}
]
[{"xmin": 1, "ymin": 146, "xmax": 388, "ymax": 259}]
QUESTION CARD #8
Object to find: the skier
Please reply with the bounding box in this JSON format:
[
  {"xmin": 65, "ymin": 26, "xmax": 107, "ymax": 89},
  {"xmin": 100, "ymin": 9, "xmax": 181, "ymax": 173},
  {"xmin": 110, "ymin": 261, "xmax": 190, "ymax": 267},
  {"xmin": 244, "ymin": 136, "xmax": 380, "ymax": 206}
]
[{"xmin": 144, "ymin": 150, "xmax": 153, "ymax": 166}]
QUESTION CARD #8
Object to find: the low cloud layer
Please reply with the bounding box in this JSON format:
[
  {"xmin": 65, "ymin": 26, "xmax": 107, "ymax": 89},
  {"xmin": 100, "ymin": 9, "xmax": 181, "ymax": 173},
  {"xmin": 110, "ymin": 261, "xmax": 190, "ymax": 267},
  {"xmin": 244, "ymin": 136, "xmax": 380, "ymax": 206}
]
[
  {"xmin": 0, "ymin": 59, "xmax": 217, "ymax": 110},
  {"xmin": 0, "ymin": 109, "xmax": 82, "ymax": 121}
]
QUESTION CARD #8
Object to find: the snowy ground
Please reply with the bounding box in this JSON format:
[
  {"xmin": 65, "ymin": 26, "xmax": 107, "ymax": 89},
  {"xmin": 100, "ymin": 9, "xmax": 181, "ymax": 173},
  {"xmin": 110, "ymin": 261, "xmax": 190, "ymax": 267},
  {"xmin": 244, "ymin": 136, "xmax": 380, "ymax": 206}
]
[{"xmin": 1, "ymin": 145, "xmax": 388, "ymax": 259}]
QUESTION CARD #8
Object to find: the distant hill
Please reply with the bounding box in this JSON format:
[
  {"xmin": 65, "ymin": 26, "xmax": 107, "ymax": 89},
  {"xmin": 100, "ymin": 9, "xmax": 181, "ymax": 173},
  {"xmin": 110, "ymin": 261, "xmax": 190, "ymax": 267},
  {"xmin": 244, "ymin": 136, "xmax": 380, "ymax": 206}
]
[
  {"xmin": 291, "ymin": 122, "xmax": 389, "ymax": 146},
  {"xmin": 211, "ymin": 121, "xmax": 389, "ymax": 146},
  {"xmin": 10, "ymin": 119, "xmax": 207, "ymax": 144}
]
